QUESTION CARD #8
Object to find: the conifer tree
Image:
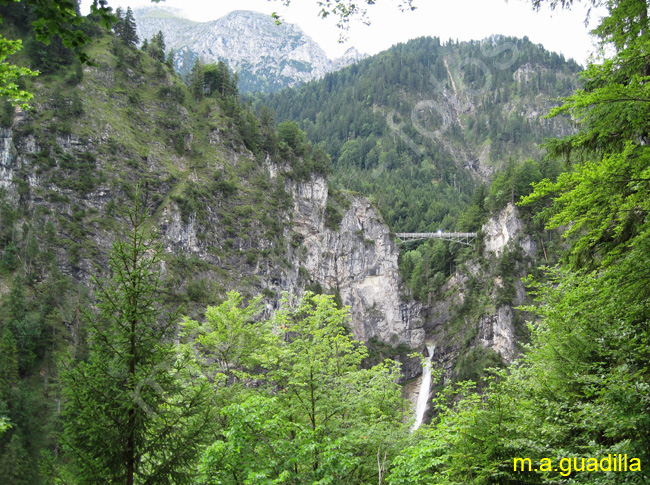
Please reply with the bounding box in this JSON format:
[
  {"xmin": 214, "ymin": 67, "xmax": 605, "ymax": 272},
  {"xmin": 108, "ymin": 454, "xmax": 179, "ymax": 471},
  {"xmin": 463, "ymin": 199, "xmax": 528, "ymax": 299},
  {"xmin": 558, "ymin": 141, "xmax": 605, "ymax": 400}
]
[
  {"xmin": 0, "ymin": 432, "xmax": 33, "ymax": 484},
  {"xmin": 122, "ymin": 7, "xmax": 139, "ymax": 47},
  {"xmin": 0, "ymin": 328, "xmax": 18, "ymax": 401},
  {"xmin": 166, "ymin": 48, "xmax": 176, "ymax": 70},
  {"xmin": 147, "ymin": 30, "xmax": 166, "ymax": 62},
  {"xmin": 188, "ymin": 58, "xmax": 204, "ymax": 101},
  {"xmin": 57, "ymin": 188, "xmax": 214, "ymax": 484},
  {"xmin": 113, "ymin": 7, "xmax": 124, "ymax": 39}
]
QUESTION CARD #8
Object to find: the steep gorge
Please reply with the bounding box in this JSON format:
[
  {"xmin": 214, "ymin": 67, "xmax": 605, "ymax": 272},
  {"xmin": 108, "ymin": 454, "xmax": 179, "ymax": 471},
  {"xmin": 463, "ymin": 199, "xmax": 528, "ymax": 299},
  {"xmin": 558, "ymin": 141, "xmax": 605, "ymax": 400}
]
[
  {"xmin": 0, "ymin": 25, "xmax": 569, "ymax": 473},
  {"xmin": 0, "ymin": 31, "xmax": 421, "ymax": 361}
]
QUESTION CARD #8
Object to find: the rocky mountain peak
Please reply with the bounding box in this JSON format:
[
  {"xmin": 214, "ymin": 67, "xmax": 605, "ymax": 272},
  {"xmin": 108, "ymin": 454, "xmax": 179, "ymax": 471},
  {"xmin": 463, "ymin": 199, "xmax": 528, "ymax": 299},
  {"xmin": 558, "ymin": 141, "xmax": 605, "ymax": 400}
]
[{"xmin": 133, "ymin": 7, "xmax": 367, "ymax": 93}]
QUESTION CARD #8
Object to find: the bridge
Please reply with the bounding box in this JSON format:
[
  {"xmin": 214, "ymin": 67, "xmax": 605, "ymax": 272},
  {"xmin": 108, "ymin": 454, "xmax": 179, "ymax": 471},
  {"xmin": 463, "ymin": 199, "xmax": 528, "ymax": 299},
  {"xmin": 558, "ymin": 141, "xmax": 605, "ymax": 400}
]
[{"xmin": 396, "ymin": 231, "xmax": 477, "ymax": 246}]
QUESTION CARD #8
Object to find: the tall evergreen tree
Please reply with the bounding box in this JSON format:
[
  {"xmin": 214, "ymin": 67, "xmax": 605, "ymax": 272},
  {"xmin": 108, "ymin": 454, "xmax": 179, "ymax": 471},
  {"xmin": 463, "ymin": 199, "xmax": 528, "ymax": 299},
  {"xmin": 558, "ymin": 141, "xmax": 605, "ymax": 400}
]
[
  {"xmin": 56, "ymin": 189, "xmax": 215, "ymax": 484},
  {"xmin": 188, "ymin": 58, "xmax": 204, "ymax": 101},
  {"xmin": 0, "ymin": 328, "xmax": 18, "ymax": 401},
  {"xmin": 0, "ymin": 432, "xmax": 33, "ymax": 484},
  {"xmin": 166, "ymin": 48, "xmax": 176, "ymax": 70},
  {"xmin": 122, "ymin": 7, "xmax": 139, "ymax": 47},
  {"xmin": 113, "ymin": 7, "xmax": 124, "ymax": 39}
]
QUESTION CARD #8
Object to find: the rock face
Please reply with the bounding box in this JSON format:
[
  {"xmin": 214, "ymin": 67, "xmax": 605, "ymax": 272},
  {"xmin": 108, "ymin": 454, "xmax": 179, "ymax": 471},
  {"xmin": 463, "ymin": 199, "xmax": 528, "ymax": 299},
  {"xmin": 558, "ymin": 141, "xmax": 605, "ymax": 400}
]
[
  {"xmin": 422, "ymin": 202, "xmax": 537, "ymax": 385},
  {"xmin": 1, "ymin": 105, "xmax": 422, "ymax": 357},
  {"xmin": 280, "ymin": 172, "xmax": 424, "ymax": 348},
  {"xmin": 476, "ymin": 306, "xmax": 516, "ymax": 362},
  {"xmin": 0, "ymin": 127, "xmax": 15, "ymax": 189},
  {"xmin": 472, "ymin": 203, "xmax": 536, "ymax": 362},
  {"xmin": 483, "ymin": 203, "xmax": 523, "ymax": 257},
  {"xmin": 133, "ymin": 8, "xmax": 367, "ymax": 93},
  {"xmin": 483, "ymin": 202, "xmax": 536, "ymax": 259}
]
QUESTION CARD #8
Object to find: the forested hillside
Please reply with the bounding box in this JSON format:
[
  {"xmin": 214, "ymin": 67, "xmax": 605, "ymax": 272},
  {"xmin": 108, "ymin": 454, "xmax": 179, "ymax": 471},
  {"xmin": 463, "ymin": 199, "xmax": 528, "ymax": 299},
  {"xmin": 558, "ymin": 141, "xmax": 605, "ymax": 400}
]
[
  {"xmin": 262, "ymin": 35, "xmax": 579, "ymax": 299},
  {"xmin": 264, "ymin": 35, "xmax": 580, "ymax": 233},
  {"xmin": 0, "ymin": 0, "xmax": 649, "ymax": 483},
  {"xmin": 0, "ymin": 5, "xmax": 372, "ymax": 479},
  {"xmin": 388, "ymin": 0, "xmax": 650, "ymax": 482}
]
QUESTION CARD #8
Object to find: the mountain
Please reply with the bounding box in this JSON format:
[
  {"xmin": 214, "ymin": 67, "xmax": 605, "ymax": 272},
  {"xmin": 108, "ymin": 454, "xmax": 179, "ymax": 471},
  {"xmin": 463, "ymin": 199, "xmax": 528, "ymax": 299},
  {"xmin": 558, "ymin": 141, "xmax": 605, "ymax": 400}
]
[
  {"xmin": 0, "ymin": 11, "xmax": 583, "ymax": 479},
  {"xmin": 133, "ymin": 7, "xmax": 366, "ymax": 93},
  {"xmin": 261, "ymin": 35, "xmax": 580, "ymax": 313},
  {"xmin": 263, "ymin": 35, "xmax": 581, "ymax": 234},
  {"xmin": 0, "ymin": 22, "xmax": 426, "ymax": 476},
  {"xmin": 2, "ymin": 2, "xmax": 647, "ymax": 481}
]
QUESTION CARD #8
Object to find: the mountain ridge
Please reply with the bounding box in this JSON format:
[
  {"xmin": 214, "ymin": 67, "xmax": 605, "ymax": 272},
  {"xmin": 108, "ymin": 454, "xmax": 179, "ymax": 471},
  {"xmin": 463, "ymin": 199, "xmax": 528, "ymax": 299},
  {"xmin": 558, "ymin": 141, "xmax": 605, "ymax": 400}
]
[
  {"xmin": 263, "ymin": 35, "xmax": 581, "ymax": 235},
  {"xmin": 133, "ymin": 7, "xmax": 367, "ymax": 92}
]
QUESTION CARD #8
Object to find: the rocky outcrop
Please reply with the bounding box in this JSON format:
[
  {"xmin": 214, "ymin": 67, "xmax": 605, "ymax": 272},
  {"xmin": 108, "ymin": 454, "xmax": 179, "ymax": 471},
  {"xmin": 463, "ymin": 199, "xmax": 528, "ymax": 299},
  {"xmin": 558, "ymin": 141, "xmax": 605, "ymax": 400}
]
[
  {"xmin": 2, "ymin": 102, "xmax": 421, "ymax": 355},
  {"xmin": 483, "ymin": 202, "xmax": 537, "ymax": 258},
  {"xmin": 279, "ymin": 172, "xmax": 424, "ymax": 348},
  {"xmin": 476, "ymin": 306, "xmax": 516, "ymax": 362},
  {"xmin": 483, "ymin": 202, "xmax": 522, "ymax": 257},
  {"xmin": 134, "ymin": 8, "xmax": 367, "ymax": 93},
  {"xmin": 0, "ymin": 127, "xmax": 15, "ymax": 189},
  {"xmin": 422, "ymin": 202, "xmax": 538, "ymax": 386},
  {"xmin": 330, "ymin": 47, "xmax": 366, "ymax": 72}
]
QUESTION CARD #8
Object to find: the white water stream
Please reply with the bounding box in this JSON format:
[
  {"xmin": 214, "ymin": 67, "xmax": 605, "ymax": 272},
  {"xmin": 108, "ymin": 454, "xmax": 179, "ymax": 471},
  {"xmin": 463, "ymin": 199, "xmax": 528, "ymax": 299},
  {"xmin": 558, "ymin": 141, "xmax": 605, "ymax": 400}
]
[{"xmin": 412, "ymin": 345, "xmax": 435, "ymax": 431}]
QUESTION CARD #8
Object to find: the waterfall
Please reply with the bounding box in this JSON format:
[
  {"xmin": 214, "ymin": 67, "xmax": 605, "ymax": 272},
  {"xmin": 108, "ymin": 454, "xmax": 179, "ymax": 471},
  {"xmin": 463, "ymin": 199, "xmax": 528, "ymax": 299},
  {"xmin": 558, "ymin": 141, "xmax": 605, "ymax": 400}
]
[
  {"xmin": 0, "ymin": 128, "xmax": 15, "ymax": 189},
  {"xmin": 412, "ymin": 345, "xmax": 435, "ymax": 431}
]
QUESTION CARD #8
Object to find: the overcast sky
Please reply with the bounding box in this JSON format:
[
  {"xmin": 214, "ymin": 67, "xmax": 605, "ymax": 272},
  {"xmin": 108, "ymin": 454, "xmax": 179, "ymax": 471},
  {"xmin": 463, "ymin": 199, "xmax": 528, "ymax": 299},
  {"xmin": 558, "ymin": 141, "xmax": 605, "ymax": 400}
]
[{"xmin": 80, "ymin": 0, "xmax": 603, "ymax": 66}]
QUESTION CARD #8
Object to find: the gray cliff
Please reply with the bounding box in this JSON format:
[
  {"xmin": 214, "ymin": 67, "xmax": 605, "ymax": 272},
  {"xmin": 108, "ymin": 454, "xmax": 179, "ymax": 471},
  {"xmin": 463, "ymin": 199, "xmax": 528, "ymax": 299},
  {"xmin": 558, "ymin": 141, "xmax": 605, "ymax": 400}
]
[
  {"xmin": 278, "ymin": 169, "xmax": 424, "ymax": 348},
  {"xmin": 0, "ymin": 106, "xmax": 422, "ymax": 356},
  {"xmin": 133, "ymin": 8, "xmax": 367, "ymax": 92}
]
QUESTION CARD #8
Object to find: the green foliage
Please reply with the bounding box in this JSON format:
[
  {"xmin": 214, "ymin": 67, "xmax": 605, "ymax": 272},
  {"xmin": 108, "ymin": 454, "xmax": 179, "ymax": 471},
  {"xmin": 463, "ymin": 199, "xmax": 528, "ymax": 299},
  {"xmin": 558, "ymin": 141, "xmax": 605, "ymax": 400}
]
[
  {"xmin": 324, "ymin": 186, "xmax": 350, "ymax": 231},
  {"xmin": 398, "ymin": 239, "xmax": 460, "ymax": 300},
  {"xmin": 194, "ymin": 292, "xmax": 410, "ymax": 484},
  {"xmin": 393, "ymin": 264, "xmax": 649, "ymax": 483},
  {"xmin": 113, "ymin": 7, "xmax": 139, "ymax": 47},
  {"xmin": 0, "ymin": 416, "xmax": 9, "ymax": 436},
  {"xmin": 49, "ymin": 151, "xmax": 101, "ymax": 194},
  {"xmin": 56, "ymin": 192, "xmax": 214, "ymax": 483},
  {"xmin": 274, "ymin": 120, "xmax": 332, "ymax": 179},
  {"xmin": 0, "ymin": 327, "xmax": 18, "ymax": 400},
  {"xmin": 194, "ymin": 60, "xmax": 238, "ymax": 99},
  {"xmin": 0, "ymin": 432, "xmax": 34, "ymax": 484},
  {"xmin": 0, "ymin": 0, "xmax": 116, "ymax": 105},
  {"xmin": 180, "ymin": 291, "xmax": 264, "ymax": 385},
  {"xmin": 456, "ymin": 183, "xmax": 489, "ymax": 232},
  {"xmin": 390, "ymin": 2, "xmax": 650, "ymax": 483},
  {"xmin": 146, "ymin": 30, "xmax": 166, "ymax": 62},
  {"xmin": 486, "ymin": 158, "xmax": 541, "ymax": 212},
  {"xmin": 454, "ymin": 346, "xmax": 504, "ymax": 383},
  {"xmin": 0, "ymin": 36, "xmax": 37, "ymax": 107},
  {"xmin": 363, "ymin": 336, "xmax": 411, "ymax": 368},
  {"xmin": 390, "ymin": 375, "xmax": 541, "ymax": 485}
]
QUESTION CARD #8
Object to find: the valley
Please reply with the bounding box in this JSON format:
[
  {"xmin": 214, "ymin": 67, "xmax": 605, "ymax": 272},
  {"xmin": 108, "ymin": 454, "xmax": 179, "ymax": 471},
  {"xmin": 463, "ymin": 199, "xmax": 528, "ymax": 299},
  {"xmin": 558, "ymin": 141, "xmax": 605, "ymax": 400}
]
[{"xmin": 0, "ymin": 1, "xmax": 648, "ymax": 483}]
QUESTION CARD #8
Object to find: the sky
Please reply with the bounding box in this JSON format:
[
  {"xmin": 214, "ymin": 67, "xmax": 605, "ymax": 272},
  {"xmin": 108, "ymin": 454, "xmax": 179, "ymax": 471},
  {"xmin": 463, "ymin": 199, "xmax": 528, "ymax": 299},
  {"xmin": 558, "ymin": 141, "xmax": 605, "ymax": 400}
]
[{"xmin": 80, "ymin": 0, "xmax": 604, "ymax": 66}]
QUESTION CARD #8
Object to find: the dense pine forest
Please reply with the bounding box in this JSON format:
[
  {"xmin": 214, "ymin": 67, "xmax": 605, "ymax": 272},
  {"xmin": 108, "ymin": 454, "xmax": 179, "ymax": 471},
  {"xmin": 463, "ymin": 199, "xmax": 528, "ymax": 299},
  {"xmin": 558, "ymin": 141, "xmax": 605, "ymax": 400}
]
[
  {"xmin": 263, "ymin": 35, "xmax": 580, "ymax": 231},
  {"xmin": 0, "ymin": 0, "xmax": 649, "ymax": 483}
]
